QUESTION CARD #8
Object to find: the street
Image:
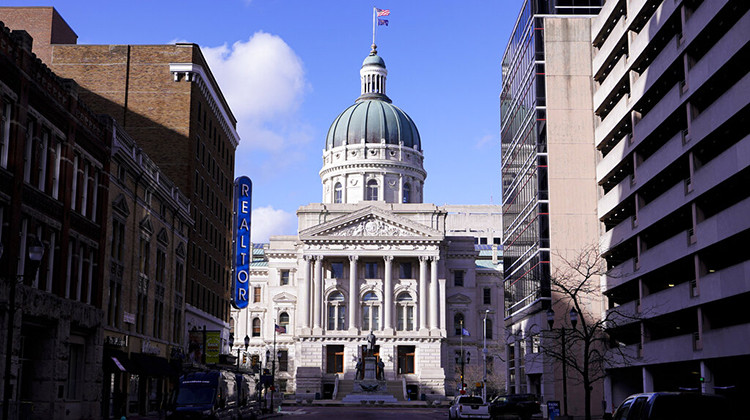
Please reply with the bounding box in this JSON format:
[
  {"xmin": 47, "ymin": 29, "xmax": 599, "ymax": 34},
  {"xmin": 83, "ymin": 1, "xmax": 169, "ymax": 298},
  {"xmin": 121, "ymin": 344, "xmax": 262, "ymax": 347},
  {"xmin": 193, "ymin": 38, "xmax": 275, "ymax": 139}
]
[{"xmin": 280, "ymin": 406, "xmax": 449, "ymax": 419}]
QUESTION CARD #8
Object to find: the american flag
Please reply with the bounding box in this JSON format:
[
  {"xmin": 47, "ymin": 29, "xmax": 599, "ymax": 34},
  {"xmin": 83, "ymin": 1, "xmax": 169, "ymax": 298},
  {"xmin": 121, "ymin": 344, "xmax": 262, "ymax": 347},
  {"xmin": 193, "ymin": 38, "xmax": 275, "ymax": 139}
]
[
  {"xmin": 378, "ymin": 19, "xmax": 389, "ymax": 26},
  {"xmin": 376, "ymin": 8, "xmax": 390, "ymax": 17},
  {"xmin": 275, "ymin": 324, "xmax": 286, "ymax": 334}
]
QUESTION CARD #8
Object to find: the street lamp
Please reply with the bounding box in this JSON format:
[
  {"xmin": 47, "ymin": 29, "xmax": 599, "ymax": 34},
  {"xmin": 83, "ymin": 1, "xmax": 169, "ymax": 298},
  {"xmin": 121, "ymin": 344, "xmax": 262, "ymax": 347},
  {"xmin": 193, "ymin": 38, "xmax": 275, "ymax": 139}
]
[
  {"xmin": 455, "ymin": 350, "xmax": 471, "ymax": 394},
  {"xmin": 2, "ymin": 237, "xmax": 44, "ymax": 420},
  {"xmin": 243, "ymin": 334, "xmax": 250, "ymax": 369},
  {"xmin": 482, "ymin": 309, "xmax": 490, "ymax": 402},
  {"xmin": 265, "ymin": 348, "xmax": 282, "ymax": 413},
  {"xmin": 547, "ymin": 307, "xmax": 578, "ymax": 417}
]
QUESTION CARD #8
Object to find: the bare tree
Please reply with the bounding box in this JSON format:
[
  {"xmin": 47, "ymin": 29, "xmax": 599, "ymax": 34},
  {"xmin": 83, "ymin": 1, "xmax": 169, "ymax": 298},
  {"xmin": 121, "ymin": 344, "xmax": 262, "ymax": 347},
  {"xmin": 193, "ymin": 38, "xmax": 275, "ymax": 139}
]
[{"xmin": 541, "ymin": 244, "xmax": 641, "ymax": 420}]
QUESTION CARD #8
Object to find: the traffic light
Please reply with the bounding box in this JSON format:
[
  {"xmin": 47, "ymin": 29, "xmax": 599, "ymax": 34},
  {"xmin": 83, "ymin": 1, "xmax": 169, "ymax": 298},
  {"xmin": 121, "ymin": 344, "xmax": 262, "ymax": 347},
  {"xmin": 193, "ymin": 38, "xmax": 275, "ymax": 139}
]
[{"xmin": 242, "ymin": 354, "xmax": 247, "ymax": 364}]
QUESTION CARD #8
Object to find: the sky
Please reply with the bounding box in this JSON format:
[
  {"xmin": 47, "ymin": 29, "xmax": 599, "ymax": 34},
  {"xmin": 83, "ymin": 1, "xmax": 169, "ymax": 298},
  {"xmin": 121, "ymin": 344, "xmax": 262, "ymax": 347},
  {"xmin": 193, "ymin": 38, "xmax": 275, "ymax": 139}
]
[{"xmin": 10, "ymin": 0, "xmax": 520, "ymax": 242}]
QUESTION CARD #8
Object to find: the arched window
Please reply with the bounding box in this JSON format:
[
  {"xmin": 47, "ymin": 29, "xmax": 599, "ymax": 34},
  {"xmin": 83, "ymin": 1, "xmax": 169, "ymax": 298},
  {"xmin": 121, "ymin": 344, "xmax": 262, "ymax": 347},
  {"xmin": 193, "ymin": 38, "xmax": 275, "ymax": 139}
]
[
  {"xmin": 454, "ymin": 313, "xmax": 465, "ymax": 336},
  {"xmin": 396, "ymin": 292, "xmax": 414, "ymax": 331},
  {"xmin": 362, "ymin": 292, "xmax": 380, "ymax": 331},
  {"xmin": 327, "ymin": 291, "xmax": 346, "ymax": 331},
  {"xmin": 334, "ymin": 182, "xmax": 343, "ymax": 203},
  {"xmin": 485, "ymin": 318, "xmax": 493, "ymax": 340},
  {"xmin": 402, "ymin": 183, "xmax": 411, "ymax": 203},
  {"xmin": 366, "ymin": 179, "xmax": 378, "ymax": 201},
  {"xmin": 279, "ymin": 312, "xmax": 290, "ymax": 333},
  {"xmin": 252, "ymin": 317, "xmax": 261, "ymax": 337}
]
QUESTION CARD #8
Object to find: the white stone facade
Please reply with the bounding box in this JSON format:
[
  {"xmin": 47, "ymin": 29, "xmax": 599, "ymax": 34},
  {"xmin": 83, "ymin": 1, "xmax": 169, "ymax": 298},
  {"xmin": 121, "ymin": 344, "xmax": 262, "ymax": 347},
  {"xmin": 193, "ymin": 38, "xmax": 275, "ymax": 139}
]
[{"xmin": 230, "ymin": 45, "xmax": 503, "ymax": 400}]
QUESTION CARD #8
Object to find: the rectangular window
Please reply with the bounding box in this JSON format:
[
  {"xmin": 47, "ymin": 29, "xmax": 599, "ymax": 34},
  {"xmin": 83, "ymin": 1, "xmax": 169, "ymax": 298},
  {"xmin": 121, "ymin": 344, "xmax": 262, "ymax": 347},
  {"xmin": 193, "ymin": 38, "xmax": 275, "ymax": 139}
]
[
  {"xmin": 107, "ymin": 281, "xmax": 121, "ymax": 328},
  {"xmin": 365, "ymin": 262, "xmax": 378, "ymax": 279},
  {"xmin": 173, "ymin": 306, "xmax": 182, "ymax": 343},
  {"xmin": 399, "ymin": 262, "xmax": 412, "ymax": 279},
  {"xmin": 330, "ymin": 262, "xmax": 344, "ymax": 279},
  {"xmin": 111, "ymin": 219, "xmax": 125, "ymax": 261},
  {"xmin": 483, "ymin": 287, "xmax": 491, "ymax": 305},
  {"xmin": 326, "ymin": 345, "xmax": 344, "ymax": 374},
  {"xmin": 136, "ymin": 293, "xmax": 148, "ymax": 334},
  {"xmin": 280, "ymin": 269, "xmax": 290, "ymax": 285},
  {"xmin": 253, "ymin": 286, "xmax": 261, "ymax": 303},
  {"xmin": 153, "ymin": 300, "xmax": 164, "ymax": 339},
  {"xmin": 397, "ymin": 346, "xmax": 415, "ymax": 374},
  {"xmin": 1, "ymin": 101, "xmax": 11, "ymax": 168},
  {"xmin": 139, "ymin": 238, "xmax": 150, "ymax": 275},
  {"xmin": 531, "ymin": 334, "xmax": 540, "ymax": 353},
  {"xmin": 156, "ymin": 249, "xmax": 166, "ymax": 283},
  {"xmin": 278, "ymin": 350, "xmax": 289, "ymax": 372},
  {"xmin": 66, "ymin": 342, "xmax": 84, "ymax": 399},
  {"xmin": 454, "ymin": 270, "xmax": 464, "ymax": 287}
]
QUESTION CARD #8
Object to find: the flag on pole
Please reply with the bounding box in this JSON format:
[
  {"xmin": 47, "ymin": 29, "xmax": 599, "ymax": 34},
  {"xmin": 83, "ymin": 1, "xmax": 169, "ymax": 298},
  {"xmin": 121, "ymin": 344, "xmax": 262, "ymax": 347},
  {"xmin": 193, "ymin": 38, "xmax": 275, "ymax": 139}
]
[
  {"xmin": 376, "ymin": 8, "xmax": 390, "ymax": 17},
  {"xmin": 378, "ymin": 19, "xmax": 389, "ymax": 26},
  {"xmin": 275, "ymin": 324, "xmax": 286, "ymax": 334},
  {"xmin": 461, "ymin": 328, "xmax": 471, "ymax": 336}
]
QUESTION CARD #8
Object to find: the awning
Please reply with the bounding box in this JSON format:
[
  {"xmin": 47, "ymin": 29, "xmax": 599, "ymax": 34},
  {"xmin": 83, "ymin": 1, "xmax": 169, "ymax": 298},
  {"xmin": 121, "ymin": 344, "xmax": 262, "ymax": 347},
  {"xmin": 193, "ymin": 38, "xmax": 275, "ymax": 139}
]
[
  {"xmin": 104, "ymin": 351, "xmax": 135, "ymax": 373},
  {"xmin": 131, "ymin": 352, "xmax": 173, "ymax": 376}
]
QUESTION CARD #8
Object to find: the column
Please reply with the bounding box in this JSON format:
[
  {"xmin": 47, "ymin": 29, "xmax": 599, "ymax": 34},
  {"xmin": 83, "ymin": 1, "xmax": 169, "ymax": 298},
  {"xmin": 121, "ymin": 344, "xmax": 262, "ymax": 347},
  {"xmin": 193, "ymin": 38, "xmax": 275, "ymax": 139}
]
[
  {"xmin": 438, "ymin": 278, "xmax": 446, "ymax": 333},
  {"xmin": 348, "ymin": 255, "xmax": 358, "ymax": 331},
  {"xmin": 383, "ymin": 255, "xmax": 394, "ymax": 331},
  {"xmin": 429, "ymin": 256, "xmax": 439, "ymax": 330},
  {"xmin": 418, "ymin": 256, "xmax": 428, "ymax": 331},
  {"xmin": 313, "ymin": 256, "xmax": 323, "ymax": 330},
  {"xmin": 299, "ymin": 257, "xmax": 311, "ymax": 329}
]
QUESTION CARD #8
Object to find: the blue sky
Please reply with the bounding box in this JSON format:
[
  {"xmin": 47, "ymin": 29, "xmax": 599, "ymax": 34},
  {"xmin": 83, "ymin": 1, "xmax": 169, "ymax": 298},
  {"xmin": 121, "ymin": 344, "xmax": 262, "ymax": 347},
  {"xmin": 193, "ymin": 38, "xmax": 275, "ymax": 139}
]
[{"xmin": 11, "ymin": 1, "xmax": 519, "ymax": 241}]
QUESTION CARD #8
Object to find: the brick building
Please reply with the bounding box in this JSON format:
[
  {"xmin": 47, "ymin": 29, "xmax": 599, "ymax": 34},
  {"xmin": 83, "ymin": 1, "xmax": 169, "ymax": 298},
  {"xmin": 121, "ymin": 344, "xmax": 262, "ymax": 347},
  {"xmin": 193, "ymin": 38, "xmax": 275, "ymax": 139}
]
[
  {"xmin": 101, "ymin": 116, "xmax": 192, "ymax": 418},
  {"xmin": 0, "ymin": 7, "xmax": 240, "ymax": 351},
  {"xmin": 0, "ymin": 22, "xmax": 107, "ymax": 420}
]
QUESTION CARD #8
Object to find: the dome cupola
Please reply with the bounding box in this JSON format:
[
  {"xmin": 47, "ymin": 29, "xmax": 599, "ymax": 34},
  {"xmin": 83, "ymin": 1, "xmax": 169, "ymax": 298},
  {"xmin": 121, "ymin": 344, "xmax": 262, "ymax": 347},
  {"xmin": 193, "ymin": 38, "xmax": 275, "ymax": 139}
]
[{"xmin": 320, "ymin": 44, "xmax": 426, "ymax": 205}]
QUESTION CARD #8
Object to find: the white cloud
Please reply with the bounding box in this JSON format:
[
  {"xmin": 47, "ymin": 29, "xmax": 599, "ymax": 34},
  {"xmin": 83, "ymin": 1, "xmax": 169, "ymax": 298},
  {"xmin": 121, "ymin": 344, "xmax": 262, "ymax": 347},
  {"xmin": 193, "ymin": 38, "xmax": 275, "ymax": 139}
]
[
  {"xmin": 250, "ymin": 206, "xmax": 296, "ymax": 243},
  {"xmin": 203, "ymin": 32, "xmax": 309, "ymax": 152},
  {"xmin": 475, "ymin": 134, "xmax": 495, "ymax": 149}
]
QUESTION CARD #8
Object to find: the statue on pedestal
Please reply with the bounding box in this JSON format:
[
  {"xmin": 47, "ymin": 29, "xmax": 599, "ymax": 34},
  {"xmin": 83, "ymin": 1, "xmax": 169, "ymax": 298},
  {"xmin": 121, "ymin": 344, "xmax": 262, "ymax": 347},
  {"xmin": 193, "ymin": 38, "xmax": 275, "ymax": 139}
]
[{"xmin": 366, "ymin": 330, "xmax": 376, "ymax": 356}]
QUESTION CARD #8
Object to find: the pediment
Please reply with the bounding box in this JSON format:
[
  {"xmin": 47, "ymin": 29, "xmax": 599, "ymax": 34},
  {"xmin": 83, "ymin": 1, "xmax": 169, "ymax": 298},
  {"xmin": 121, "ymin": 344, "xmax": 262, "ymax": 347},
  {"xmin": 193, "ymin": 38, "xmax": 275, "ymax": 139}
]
[
  {"xmin": 157, "ymin": 228, "xmax": 169, "ymax": 245},
  {"xmin": 447, "ymin": 293, "xmax": 472, "ymax": 304},
  {"xmin": 176, "ymin": 242, "xmax": 186, "ymax": 258},
  {"xmin": 112, "ymin": 194, "xmax": 130, "ymax": 216},
  {"xmin": 299, "ymin": 206, "xmax": 444, "ymax": 241},
  {"xmin": 140, "ymin": 216, "xmax": 153, "ymax": 234},
  {"xmin": 272, "ymin": 292, "xmax": 297, "ymax": 304}
]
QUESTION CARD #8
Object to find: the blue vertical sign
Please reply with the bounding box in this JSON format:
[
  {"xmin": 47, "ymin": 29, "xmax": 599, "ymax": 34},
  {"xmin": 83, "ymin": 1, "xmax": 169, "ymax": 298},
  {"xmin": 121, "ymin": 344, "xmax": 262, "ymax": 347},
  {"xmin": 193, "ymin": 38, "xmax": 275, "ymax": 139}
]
[{"xmin": 232, "ymin": 176, "xmax": 252, "ymax": 309}]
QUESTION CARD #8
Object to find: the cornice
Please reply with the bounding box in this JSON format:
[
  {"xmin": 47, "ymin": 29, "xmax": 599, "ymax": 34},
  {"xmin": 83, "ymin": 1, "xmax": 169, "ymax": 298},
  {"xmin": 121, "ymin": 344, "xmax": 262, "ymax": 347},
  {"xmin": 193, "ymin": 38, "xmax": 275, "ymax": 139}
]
[{"xmin": 169, "ymin": 63, "xmax": 240, "ymax": 148}]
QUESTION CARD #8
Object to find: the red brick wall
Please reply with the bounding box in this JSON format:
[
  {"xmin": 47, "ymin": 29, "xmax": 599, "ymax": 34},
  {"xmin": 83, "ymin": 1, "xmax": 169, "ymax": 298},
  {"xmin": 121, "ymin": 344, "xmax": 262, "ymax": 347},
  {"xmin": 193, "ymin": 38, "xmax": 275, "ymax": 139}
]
[{"xmin": 0, "ymin": 6, "xmax": 76, "ymax": 64}]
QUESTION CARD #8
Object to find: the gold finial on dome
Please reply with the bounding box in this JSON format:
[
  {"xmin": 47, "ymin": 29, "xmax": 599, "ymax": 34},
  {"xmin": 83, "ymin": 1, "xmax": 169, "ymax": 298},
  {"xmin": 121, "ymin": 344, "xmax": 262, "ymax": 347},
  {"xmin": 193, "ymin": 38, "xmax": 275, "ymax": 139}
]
[{"xmin": 371, "ymin": 43, "xmax": 378, "ymax": 55}]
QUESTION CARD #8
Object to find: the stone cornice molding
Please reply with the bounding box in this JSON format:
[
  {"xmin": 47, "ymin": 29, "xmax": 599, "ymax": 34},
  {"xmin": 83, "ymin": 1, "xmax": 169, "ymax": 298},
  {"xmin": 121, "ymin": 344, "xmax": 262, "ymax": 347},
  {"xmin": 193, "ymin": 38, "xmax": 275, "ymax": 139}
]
[
  {"xmin": 299, "ymin": 205, "xmax": 444, "ymax": 242},
  {"xmin": 320, "ymin": 161, "xmax": 427, "ymax": 179},
  {"xmin": 169, "ymin": 62, "xmax": 240, "ymax": 148}
]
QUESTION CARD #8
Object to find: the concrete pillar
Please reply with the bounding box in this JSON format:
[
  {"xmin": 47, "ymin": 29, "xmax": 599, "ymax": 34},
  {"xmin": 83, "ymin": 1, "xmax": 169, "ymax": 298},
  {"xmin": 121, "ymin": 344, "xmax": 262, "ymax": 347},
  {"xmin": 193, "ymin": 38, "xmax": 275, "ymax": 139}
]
[
  {"xmin": 313, "ymin": 256, "xmax": 323, "ymax": 330},
  {"xmin": 700, "ymin": 360, "xmax": 713, "ymax": 394},
  {"xmin": 419, "ymin": 256, "xmax": 428, "ymax": 332},
  {"xmin": 642, "ymin": 366, "xmax": 654, "ymax": 393},
  {"xmin": 299, "ymin": 257, "xmax": 311, "ymax": 329},
  {"xmin": 429, "ymin": 256, "xmax": 439, "ymax": 330},
  {"xmin": 348, "ymin": 255, "xmax": 358, "ymax": 332},
  {"xmin": 384, "ymin": 256, "xmax": 393, "ymax": 332}
]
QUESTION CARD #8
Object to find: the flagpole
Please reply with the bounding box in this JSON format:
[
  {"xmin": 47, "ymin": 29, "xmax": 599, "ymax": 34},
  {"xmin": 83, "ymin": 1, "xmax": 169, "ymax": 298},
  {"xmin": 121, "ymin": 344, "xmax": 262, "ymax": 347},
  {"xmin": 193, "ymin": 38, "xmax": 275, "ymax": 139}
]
[{"xmin": 372, "ymin": 6, "xmax": 377, "ymax": 46}]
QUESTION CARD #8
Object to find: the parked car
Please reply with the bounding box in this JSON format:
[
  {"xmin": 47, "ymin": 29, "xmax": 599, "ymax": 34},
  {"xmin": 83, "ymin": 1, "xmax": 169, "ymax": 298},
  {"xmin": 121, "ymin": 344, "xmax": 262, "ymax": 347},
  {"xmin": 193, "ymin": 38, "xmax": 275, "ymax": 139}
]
[
  {"xmin": 612, "ymin": 392, "xmax": 739, "ymax": 420},
  {"xmin": 489, "ymin": 394, "xmax": 541, "ymax": 420},
  {"xmin": 449, "ymin": 395, "xmax": 491, "ymax": 419}
]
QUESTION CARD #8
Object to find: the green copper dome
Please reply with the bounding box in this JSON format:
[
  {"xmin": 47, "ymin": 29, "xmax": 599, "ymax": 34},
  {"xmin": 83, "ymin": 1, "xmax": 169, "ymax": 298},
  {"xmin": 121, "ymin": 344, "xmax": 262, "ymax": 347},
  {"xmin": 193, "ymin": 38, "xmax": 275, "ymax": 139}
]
[
  {"xmin": 325, "ymin": 100, "xmax": 421, "ymax": 150},
  {"xmin": 325, "ymin": 44, "xmax": 421, "ymax": 151}
]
